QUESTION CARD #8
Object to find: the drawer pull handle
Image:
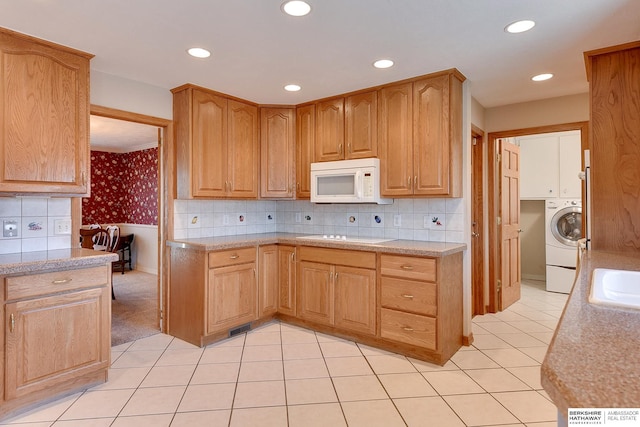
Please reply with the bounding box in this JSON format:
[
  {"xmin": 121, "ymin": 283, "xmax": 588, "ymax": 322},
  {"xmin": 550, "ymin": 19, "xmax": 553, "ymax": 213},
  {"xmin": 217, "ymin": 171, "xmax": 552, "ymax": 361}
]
[
  {"xmin": 402, "ymin": 326, "xmax": 414, "ymax": 332},
  {"xmin": 401, "ymin": 294, "xmax": 414, "ymax": 299},
  {"xmin": 10, "ymin": 313, "xmax": 15, "ymax": 333},
  {"xmin": 401, "ymin": 265, "xmax": 413, "ymax": 270},
  {"xmin": 229, "ymin": 255, "xmax": 239, "ymax": 259},
  {"xmin": 52, "ymin": 278, "xmax": 72, "ymax": 285}
]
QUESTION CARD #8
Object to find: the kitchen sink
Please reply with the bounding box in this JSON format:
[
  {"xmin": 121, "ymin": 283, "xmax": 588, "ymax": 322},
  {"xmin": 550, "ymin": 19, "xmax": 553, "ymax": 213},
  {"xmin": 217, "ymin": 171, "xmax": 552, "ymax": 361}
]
[
  {"xmin": 296, "ymin": 235, "xmax": 396, "ymax": 244},
  {"xmin": 589, "ymin": 268, "xmax": 640, "ymax": 310}
]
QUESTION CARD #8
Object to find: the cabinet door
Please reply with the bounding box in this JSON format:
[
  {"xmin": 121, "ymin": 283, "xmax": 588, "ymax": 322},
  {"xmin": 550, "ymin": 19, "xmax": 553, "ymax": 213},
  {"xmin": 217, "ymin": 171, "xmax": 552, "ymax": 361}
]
[
  {"xmin": 334, "ymin": 266, "xmax": 376, "ymax": 335},
  {"xmin": 191, "ymin": 90, "xmax": 228, "ymax": 197},
  {"xmin": 296, "ymin": 104, "xmax": 315, "ymax": 199},
  {"xmin": 518, "ymin": 135, "xmax": 559, "ymax": 199},
  {"xmin": 5, "ymin": 287, "xmax": 109, "ymax": 399},
  {"xmin": 258, "ymin": 245, "xmax": 278, "ymax": 317},
  {"xmin": 260, "ymin": 108, "xmax": 295, "ymax": 198},
  {"xmin": 278, "ymin": 245, "xmax": 296, "ymax": 316},
  {"xmin": 207, "ymin": 262, "xmax": 257, "ymax": 333},
  {"xmin": 345, "ymin": 91, "xmax": 377, "ymax": 159},
  {"xmin": 558, "ymin": 132, "xmax": 582, "ymax": 198},
  {"xmin": 378, "ymin": 82, "xmax": 413, "ymax": 196},
  {"xmin": 413, "ymin": 75, "xmax": 450, "ymax": 195},
  {"xmin": 297, "ymin": 261, "xmax": 333, "ymax": 325},
  {"xmin": 315, "ymin": 98, "xmax": 345, "ymax": 162},
  {"xmin": 228, "ymin": 100, "xmax": 259, "ymax": 198},
  {"xmin": 0, "ymin": 31, "xmax": 90, "ymax": 195}
]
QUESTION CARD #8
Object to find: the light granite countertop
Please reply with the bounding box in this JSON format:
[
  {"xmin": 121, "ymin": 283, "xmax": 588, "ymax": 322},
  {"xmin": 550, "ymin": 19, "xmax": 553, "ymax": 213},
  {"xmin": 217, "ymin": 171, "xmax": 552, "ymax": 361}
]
[
  {"xmin": 0, "ymin": 249, "xmax": 119, "ymax": 276},
  {"xmin": 541, "ymin": 250, "xmax": 640, "ymax": 414},
  {"xmin": 167, "ymin": 232, "xmax": 467, "ymax": 257}
]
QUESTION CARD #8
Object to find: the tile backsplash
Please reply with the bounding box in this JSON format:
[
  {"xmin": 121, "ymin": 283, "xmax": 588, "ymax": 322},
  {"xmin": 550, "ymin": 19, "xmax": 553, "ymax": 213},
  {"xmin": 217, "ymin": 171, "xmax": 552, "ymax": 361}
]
[
  {"xmin": 173, "ymin": 198, "xmax": 465, "ymax": 243},
  {"xmin": 0, "ymin": 197, "xmax": 72, "ymax": 254}
]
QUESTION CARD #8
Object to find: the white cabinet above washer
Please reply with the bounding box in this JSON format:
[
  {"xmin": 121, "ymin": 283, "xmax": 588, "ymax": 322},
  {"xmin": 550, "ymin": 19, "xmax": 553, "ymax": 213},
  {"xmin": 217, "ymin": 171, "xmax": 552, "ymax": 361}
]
[{"xmin": 518, "ymin": 130, "xmax": 582, "ymax": 200}]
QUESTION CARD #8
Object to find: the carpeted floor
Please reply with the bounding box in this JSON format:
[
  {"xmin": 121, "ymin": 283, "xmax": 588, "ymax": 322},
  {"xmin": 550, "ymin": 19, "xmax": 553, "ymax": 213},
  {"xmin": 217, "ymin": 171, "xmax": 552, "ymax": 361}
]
[{"xmin": 111, "ymin": 270, "xmax": 160, "ymax": 346}]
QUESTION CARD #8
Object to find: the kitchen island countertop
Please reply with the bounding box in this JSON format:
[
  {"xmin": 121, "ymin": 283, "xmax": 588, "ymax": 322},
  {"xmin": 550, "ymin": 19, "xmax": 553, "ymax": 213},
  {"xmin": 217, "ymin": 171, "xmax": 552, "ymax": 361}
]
[
  {"xmin": 541, "ymin": 250, "xmax": 640, "ymax": 416},
  {"xmin": 166, "ymin": 232, "xmax": 467, "ymax": 257},
  {"xmin": 0, "ymin": 248, "xmax": 119, "ymax": 275}
]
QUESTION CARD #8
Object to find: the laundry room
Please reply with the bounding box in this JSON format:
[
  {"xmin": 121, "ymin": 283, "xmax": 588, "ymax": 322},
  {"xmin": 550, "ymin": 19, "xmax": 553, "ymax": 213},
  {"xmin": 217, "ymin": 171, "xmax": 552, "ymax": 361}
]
[{"xmin": 518, "ymin": 129, "xmax": 584, "ymax": 294}]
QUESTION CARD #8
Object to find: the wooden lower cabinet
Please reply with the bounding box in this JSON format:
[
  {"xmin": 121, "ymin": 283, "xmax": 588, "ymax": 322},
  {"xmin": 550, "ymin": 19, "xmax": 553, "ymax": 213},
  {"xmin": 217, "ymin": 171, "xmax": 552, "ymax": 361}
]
[
  {"xmin": 1, "ymin": 264, "xmax": 111, "ymax": 418},
  {"xmin": 277, "ymin": 245, "xmax": 296, "ymax": 316}
]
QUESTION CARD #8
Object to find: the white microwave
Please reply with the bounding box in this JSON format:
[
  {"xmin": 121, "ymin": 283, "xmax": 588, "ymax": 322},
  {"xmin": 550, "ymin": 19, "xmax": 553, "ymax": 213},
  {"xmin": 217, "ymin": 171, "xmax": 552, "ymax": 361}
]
[{"xmin": 310, "ymin": 158, "xmax": 393, "ymax": 204}]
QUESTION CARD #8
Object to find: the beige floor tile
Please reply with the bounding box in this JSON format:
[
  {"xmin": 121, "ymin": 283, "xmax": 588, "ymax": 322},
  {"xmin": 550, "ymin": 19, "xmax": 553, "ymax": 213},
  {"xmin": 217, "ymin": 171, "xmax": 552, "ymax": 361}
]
[
  {"xmin": 492, "ymin": 310, "xmax": 530, "ymax": 322},
  {"xmin": 341, "ymin": 399, "xmax": 405, "ymax": 427},
  {"xmin": 422, "ymin": 370, "xmax": 484, "ymax": 395},
  {"xmin": 319, "ymin": 340, "xmax": 362, "ymax": 357},
  {"xmin": 356, "ymin": 343, "xmax": 394, "ymax": 356},
  {"xmin": 177, "ymin": 383, "xmax": 236, "ymax": 412},
  {"xmin": 288, "ymin": 403, "xmax": 347, "ymax": 427},
  {"xmin": 126, "ymin": 333, "xmax": 172, "ymax": 351},
  {"xmin": 471, "ymin": 333, "xmax": 513, "ymax": 350},
  {"xmin": 465, "ymin": 368, "xmax": 531, "ymax": 392},
  {"xmin": 378, "ymin": 373, "xmax": 437, "ymax": 398},
  {"xmin": 238, "ymin": 360, "xmax": 284, "ymax": 382},
  {"xmin": 282, "ymin": 342, "xmax": 323, "ymax": 360},
  {"xmin": 507, "ymin": 320, "xmax": 554, "ymax": 333},
  {"xmin": 451, "ymin": 349, "xmax": 500, "ymax": 369},
  {"xmin": 482, "ymin": 348, "xmax": 540, "ymax": 367},
  {"xmin": 408, "ymin": 358, "xmax": 460, "ymax": 372},
  {"xmin": 492, "ymin": 390, "xmax": 558, "ymax": 423},
  {"xmin": 495, "ymin": 333, "xmax": 547, "ymax": 348},
  {"xmin": 394, "ymin": 396, "xmax": 466, "ymax": 427},
  {"xmin": 1, "ymin": 392, "xmax": 81, "ymax": 424},
  {"xmin": 110, "ymin": 350, "xmax": 163, "ymax": 368},
  {"xmin": 284, "ymin": 358, "xmax": 329, "ymax": 379},
  {"xmin": 332, "ymin": 375, "xmax": 388, "ymax": 402},
  {"xmin": 478, "ymin": 321, "xmax": 523, "ymax": 334},
  {"xmin": 233, "ymin": 380, "xmax": 286, "ymax": 408},
  {"xmin": 525, "ymin": 422, "xmax": 557, "ymax": 427},
  {"xmin": 190, "ymin": 362, "xmax": 240, "ymax": 384},
  {"xmin": 111, "ymin": 342, "xmax": 132, "ymax": 352},
  {"xmin": 229, "ymin": 406, "xmax": 288, "ymax": 427},
  {"xmin": 444, "ymin": 393, "xmax": 520, "ymax": 425},
  {"xmin": 140, "ymin": 364, "xmax": 196, "ymax": 387},
  {"xmin": 365, "ymin": 354, "xmax": 416, "ymax": 374},
  {"xmin": 166, "ymin": 337, "xmax": 201, "ymax": 350},
  {"xmin": 252, "ymin": 321, "xmax": 281, "ymax": 333},
  {"xmin": 324, "ymin": 356, "xmax": 373, "ymax": 377},
  {"xmin": 519, "ymin": 346, "xmax": 550, "ymax": 363},
  {"xmin": 52, "ymin": 418, "xmax": 114, "ymax": 426},
  {"xmin": 205, "ymin": 333, "xmax": 246, "ymax": 347},
  {"xmin": 170, "ymin": 410, "xmax": 230, "ymax": 427},
  {"xmin": 59, "ymin": 389, "xmax": 134, "ymax": 420},
  {"xmin": 281, "ymin": 329, "xmax": 319, "ymax": 344},
  {"xmin": 109, "ymin": 414, "xmax": 173, "ymax": 427},
  {"xmin": 241, "ymin": 344, "xmax": 283, "ymax": 362},
  {"xmin": 92, "ymin": 367, "xmax": 150, "ymax": 390},
  {"xmin": 244, "ymin": 331, "xmax": 282, "ymax": 346},
  {"xmin": 507, "ymin": 366, "xmax": 543, "ymax": 389},
  {"xmin": 155, "ymin": 348, "xmax": 204, "ymax": 366},
  {"xmin": 199, "ymin": 346, "xmax": 244, "ymax": 364},
  {"xmin": 119, "ymin": 386, "xmax": 185, "ymax": 416},
  {"xmin": 285, "ymin": 377, "xmax": 338, "ymax": 405},
  {"xmin": 528, "ymin": 331, "xmax": 555, "ymax": 344},
  {"xmin": 471, "ymin": 322, "xmax": 491, "ymax": 335}
]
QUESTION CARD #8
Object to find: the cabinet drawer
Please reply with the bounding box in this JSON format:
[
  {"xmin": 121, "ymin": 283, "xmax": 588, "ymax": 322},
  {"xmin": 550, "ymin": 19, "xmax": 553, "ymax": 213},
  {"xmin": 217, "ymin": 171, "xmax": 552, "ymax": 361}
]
[
  {"xmin": 380, "ymin": 277, "xmax": 436, "ymax": 316},
  {"xmin": 298, "ymin": 246, "xmax": 375, "ymax": 269},
  {"xmin": 5, "ymin": 266, "xmax": 109, "ymax": 301},
  {"xmin": 208, "ymin": 247, "xmax": 256, "ymax": 268},
  {"xmin": 380, "ymin": 254, "xmax": 436, "ymax": 281},
  {"xmin": 380, "ymin": 308, "xmax": 436, "ymax": 350}
]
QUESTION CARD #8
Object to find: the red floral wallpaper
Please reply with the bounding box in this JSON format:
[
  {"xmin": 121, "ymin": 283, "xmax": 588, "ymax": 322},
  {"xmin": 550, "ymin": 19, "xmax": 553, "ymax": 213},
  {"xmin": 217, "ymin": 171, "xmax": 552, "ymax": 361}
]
[{"xmin": 82, "ymin": 148, "xmax": 158, "ymax": 225}]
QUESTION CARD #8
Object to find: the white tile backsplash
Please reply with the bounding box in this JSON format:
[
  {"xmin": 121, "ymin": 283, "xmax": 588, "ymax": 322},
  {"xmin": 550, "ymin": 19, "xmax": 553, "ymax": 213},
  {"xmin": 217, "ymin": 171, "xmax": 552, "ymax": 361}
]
[{"xmin": 172, "ymin": 198, "xmax": 465, "ymax": 243}]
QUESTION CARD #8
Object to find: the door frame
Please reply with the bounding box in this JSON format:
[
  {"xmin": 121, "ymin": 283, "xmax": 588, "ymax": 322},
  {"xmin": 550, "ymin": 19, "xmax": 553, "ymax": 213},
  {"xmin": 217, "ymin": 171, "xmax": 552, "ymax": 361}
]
[
  {"xmin": 72, "ymin": 105, "xmax": 173, "ymax": 332},
  {"xmin": 487, "ymin": 121, "xmax": 588, "ymax": 312},
  {"xmin": 471, "ymin": 125, "xmax": 485, "ymax": 316}
]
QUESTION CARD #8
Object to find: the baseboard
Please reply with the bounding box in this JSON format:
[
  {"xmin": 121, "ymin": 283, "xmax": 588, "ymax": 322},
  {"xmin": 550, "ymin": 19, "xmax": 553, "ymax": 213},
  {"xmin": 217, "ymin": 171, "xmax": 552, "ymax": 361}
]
[
  {"xmin": 134, "ymin": 265, "xmax": 157, "ymax": 275},
  {"xmin": 522, "ymin": 273, "xmax": 545, "ymax": 281}
]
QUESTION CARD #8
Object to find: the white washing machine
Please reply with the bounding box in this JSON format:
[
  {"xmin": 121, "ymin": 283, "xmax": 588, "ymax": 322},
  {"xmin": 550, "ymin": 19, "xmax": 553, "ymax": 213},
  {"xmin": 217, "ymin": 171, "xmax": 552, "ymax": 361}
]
[{"xmin": 545, "ymin": 199, "xmax": 582, "ymax": 293}]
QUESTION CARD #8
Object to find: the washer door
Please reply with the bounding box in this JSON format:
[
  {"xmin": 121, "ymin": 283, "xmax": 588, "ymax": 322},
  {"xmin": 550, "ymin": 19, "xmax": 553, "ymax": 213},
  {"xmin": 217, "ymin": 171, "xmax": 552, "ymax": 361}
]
[{"xmin": 551, "ymin": 206, "xmax": 582, "ymax": 246}]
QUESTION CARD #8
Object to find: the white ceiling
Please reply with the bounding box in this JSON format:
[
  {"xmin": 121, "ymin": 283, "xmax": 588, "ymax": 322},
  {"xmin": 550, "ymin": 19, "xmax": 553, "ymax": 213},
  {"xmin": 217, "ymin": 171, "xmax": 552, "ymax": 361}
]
[{"xmin": 2, "ymin": 0, "xmax": 640, "ymax": 148}]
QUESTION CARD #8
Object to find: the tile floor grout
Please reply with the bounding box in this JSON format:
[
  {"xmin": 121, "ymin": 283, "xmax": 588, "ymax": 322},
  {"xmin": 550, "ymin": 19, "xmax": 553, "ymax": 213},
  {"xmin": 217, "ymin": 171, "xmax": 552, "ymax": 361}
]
[{"xmin": 0, "ymin": 279, "xmax": 566, "ymax": 427}]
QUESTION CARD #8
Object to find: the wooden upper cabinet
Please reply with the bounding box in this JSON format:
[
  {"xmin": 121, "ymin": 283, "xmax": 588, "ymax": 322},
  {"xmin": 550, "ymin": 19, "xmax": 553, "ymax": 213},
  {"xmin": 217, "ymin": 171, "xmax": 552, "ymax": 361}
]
[
  {"xmin": 315, "ymin": 98, "xmax": 345, "ymax": 162},
  {"xmin": 379, "ymin": 71, "xmax": 464, "ymax": 198},
  {"xmin": 296, "ymin": 104, "xmax": 315, "ymax": 199},
  {"xmin": 173, "ymin": 85, "xmax": 258, "ymax": 199},
  {"xmin": 345, "ymin": 91, "xmax": 377, "ymax": 159},
  {"xmin": 260, "ymin": 107, "xmax": 295, "ymax": 198},
  {"xmin": 378, "ymin": 82, "xmax": 414, "ymax": 196},
  {"xmin": 0, "ymin": 28, "xmax": 92, "ymax": 195}
]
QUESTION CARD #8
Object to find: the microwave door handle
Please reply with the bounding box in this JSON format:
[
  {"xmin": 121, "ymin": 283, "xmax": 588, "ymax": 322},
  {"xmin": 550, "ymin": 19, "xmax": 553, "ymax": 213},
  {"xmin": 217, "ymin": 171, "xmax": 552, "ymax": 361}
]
[{"xmin": 356, "ymin": 171, "xmax": 363, "ymax": 199}]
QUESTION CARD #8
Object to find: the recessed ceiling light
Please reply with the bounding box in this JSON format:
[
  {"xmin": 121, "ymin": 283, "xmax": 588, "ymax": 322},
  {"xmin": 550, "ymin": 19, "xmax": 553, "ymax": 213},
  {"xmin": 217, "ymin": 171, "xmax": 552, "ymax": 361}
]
[
  {"xmin": 373, "ymin": 59, "xmax": 394, "ymax": 69},
  {"xmin": 282, "ymin": 1, "xmax": 311, "ymax": 16},
  {"xmin": 284, "ymin": 84, "xmax": 301, "ymax": 92},
  {"xmin": 187, "ymin": 47, "xmax": 211, "ymax": 58},
  {"xmin": 505, "ymin": 20, "xmax": 536, "ymax": 33},
  {"xmin": 531, "ymin": 73, "xmax": 553, "ymax": 82}
]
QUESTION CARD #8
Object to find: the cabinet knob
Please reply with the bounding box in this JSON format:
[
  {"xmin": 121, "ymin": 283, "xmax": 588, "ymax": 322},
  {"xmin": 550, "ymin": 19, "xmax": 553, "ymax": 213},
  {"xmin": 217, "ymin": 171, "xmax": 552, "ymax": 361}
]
[
  {"xmin": 401, "ymin": 294, "xmax": 414, "ymax": 299},
  {"xmin": 229, "ymin": 254, "xmax": 239, "ymax": 259},
  {"xmin": 9, "ymin": 313, "xmax": 15, "ymax": 333},
  {"xmin": 401, "ymin": 265, "xmax": 414, "ymax": 270},
  {"xmin": 402, "ymin": 326, "xmax": 414, "ymax": 332},
  {"xmin": 52, "ymin": 278, "xmax": 72, "ymax": 285}
]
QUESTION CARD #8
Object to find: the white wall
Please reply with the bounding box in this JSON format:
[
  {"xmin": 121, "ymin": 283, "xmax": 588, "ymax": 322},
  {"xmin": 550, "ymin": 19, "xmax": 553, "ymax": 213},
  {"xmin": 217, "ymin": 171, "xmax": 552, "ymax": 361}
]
[{"xmin": 117, "ymin": 224, "xmax": 158, "ymax": 274}]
